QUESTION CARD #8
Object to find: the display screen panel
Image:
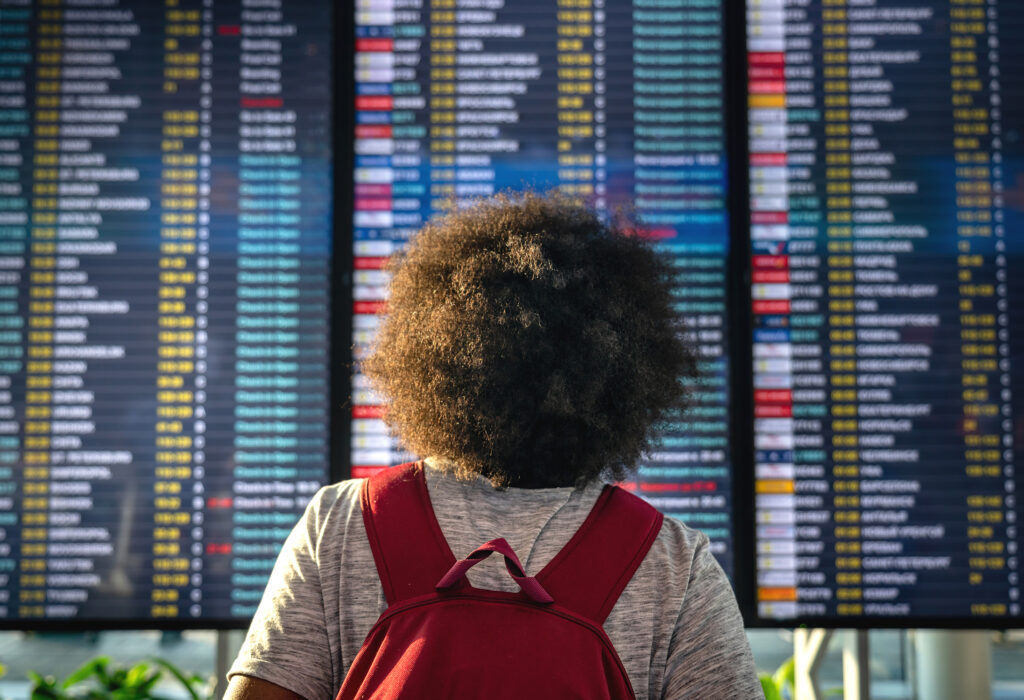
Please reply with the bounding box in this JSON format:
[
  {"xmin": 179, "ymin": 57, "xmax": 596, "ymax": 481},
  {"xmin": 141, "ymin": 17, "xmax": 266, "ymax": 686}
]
[
  {"xmin": 747, "ymin": 0, "xmax": 1024, "ymax": 623},
  {"xmin": 0, "ymin": 0, "xmax": 332, "ymax": 624},
  {"xmin": 350, "ymin": 1, "xmax": 738, "ymax": 578}
]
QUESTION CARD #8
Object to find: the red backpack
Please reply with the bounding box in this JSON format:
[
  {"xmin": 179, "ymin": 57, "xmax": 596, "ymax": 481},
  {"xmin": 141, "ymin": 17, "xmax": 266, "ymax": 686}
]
[{"xmin": 337, "ymin": 461, "xmax": 664, "ymax": 700}]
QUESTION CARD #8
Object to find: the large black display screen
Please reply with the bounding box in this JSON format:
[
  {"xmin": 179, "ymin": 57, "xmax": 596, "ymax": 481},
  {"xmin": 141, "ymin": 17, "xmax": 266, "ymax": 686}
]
[
  {"xmin": 0, "ymin": 0, "xmax": 332, "ymax": 624},
  {"xmin": 8, "ymin": 0, "xmax": 1024, "ymax": 630},
  {"xmin": 747, "ymin": 0, "xmax": 1024, "ymax": 623},
  {"xmin": 349, "ymin": 1, "xmax": 737, "ymax": 578}
]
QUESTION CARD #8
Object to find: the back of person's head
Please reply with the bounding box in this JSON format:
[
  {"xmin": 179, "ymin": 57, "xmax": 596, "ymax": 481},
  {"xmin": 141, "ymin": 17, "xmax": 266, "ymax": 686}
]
[{"xmin": 362, "ymin": 192, "xmax": 695, "ymax": 488}]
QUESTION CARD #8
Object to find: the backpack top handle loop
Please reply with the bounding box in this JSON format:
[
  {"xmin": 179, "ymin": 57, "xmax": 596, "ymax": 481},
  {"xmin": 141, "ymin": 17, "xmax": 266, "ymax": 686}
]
[{"xmin": 436, "ymin": 538, "xmax": 555, "ymax": 605}]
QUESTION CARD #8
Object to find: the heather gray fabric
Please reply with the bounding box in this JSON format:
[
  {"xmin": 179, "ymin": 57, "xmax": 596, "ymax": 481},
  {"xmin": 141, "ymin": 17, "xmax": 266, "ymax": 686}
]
[{"xmin": 229, "ymin": 461, "xmax": 762, "ymax": 699}]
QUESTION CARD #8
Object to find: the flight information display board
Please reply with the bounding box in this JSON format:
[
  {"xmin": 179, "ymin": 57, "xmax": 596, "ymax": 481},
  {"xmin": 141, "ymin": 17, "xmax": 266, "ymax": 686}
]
[
  {"xmin": 350, "ymin": 1, "xmax": 738, "ymax": 577},
  {"xmin": 0, "ymin": 0, "xmax": 332, "ymax": 625},
  {"xmin": 747, "ymin": 0, "xmax": 1024, "ymax": 623}
]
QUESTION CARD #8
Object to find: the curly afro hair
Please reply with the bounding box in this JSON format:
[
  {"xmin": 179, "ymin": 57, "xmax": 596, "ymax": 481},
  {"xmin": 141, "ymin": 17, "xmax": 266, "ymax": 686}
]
[{"xmin": 361, "ymin": 192, "xmax": 696, "ymax": 488}]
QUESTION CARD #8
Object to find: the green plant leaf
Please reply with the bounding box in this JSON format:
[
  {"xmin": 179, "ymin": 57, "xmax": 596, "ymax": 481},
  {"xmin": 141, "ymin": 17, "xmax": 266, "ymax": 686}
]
[
  {"xmin": 759, "ymin": 674, "xmax": 783, "ymax": 700},
  {"xmin": 92, "ymin": 657, "xmax": 112, "ymax": 688},
  {"xmin": 62, "ymin": 658, "xmax": 104, "ymax": 690},
  {"xmin": 30, "ymin": 688, "xmax": 63, "ymax": 700},
  {"xmin": 124, "ymin": 664, "xmax": 146, "ymax": 685},
  {"xmin": 773, "ymin": 656, "xmax": 796, "ymax": 694},
  {"xmin": 28, "ymin": 672, "xmax": 64, "ymax": 700},
  {"xmin": 123, "ymin": 662, "xmax": 158, "ymax": 692},
  {"xmin": 135, "ymin": 670, "xmax": 164, "ymax": 697},
  {"xmin": 109, "ymin": 667, "xmax": 129, "ymax": 691},
  {"xmin": 151, "ymin": 658, "xmax": 203, "ymax": 700}
]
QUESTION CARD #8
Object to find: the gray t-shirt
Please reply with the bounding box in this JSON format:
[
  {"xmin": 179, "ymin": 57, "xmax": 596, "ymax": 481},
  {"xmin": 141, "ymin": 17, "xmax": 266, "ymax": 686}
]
[{"xmin": 229, "ymin": 461, "xmax": 762, "ymax": 699}]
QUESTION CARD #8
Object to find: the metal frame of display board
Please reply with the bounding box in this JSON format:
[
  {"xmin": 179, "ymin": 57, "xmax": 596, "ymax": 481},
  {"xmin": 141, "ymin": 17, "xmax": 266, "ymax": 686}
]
[
  {"xmin": 330, "ymin": 0, "xmax": 355, "ymax": 503},
  {"xmin": 724, "ymin": 0, "xmax": 758, "ymax": 632}
]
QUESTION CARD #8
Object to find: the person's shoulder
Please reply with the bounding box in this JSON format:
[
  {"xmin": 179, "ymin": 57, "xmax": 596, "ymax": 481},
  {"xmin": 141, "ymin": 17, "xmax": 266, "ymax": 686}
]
[
  {"xmin": 655, "ymin": 513, "xmax": 710, "ymax": 549},
  {"xmin": 301, "ymin": 478, "xmax": 366, "ymax": 529},
  {"xmin": 645, "ymin": 509, "xmax": 712, "ymax": 573},
  {"xmin": 607, "ymin": 488, "xmax": 713, "ymax": 588},
  {"xmin": 310, "ymin": 477, "xmax": 363, "ymax": 506}
]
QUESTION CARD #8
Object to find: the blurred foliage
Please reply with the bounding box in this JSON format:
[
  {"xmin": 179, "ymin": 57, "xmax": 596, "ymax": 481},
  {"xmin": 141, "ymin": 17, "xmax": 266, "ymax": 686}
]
[
  {"xmin": 27, "ymin": 656, "xmax": 212, "ymax": 700},
  {"xmin": 758, "ymin": 655, "xmax": 843, "ymax": 699},
  {"xmin": 759, "ymin": 655, "xmax": 795, "ymax": 700}
]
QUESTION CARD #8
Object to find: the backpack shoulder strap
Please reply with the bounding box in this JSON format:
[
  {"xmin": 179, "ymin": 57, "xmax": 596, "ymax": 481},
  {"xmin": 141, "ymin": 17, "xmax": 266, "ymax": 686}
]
[
  {"xmin": 537, "ymin": 485, "xmax": 664, "ymax": 625},
  {"xmin": 361, "ymin": 461, "xmax": 457, "ymax": 605}
]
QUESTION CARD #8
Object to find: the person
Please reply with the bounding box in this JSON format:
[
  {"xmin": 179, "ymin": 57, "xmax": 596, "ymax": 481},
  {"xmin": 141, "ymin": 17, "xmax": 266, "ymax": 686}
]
[{"xmin": 225, "ymin": 192, "xmax": 762, "ymax": 699}]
